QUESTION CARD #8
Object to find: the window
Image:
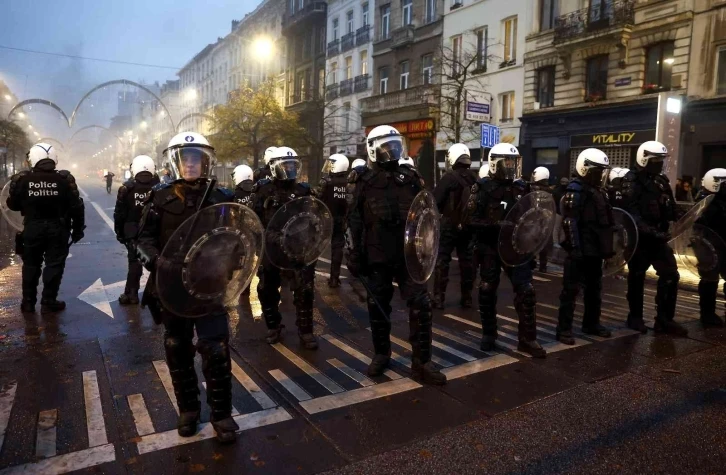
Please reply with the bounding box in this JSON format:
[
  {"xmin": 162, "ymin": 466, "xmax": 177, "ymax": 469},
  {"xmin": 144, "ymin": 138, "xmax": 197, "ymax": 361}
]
[
  {"xmin": 347, "ymin": 10, "xmax": 354, "ymax": 34},
  {"xmin": 503, "ymin": 17, "xmax": 517, "ymax": 63},
  {"xmin": 500, "ymin": 91, "xmax": 515, "ymax": 122},
  {"xmin": 400, "ymin": 61, "xmax": 410, "ymax": 90},
  {"xmin": 451, "ymin": 0, "xmax": 463, "ymax": 9},
  {"xmin": 361, "ymin": 50, "xmax": 369, "ymax": 75},
  {"xmin": 362, "ymin": 2, "xmax": 369, "ymax": 26},
  {"xmin": 476, "ymin": 28, "xmax": 488, "ymax": 71},
  {"xmin": 332, "ymin": 18, "xmax": 339, "ymax": 40},
  {"xmin": 379, "ymin": 66, "xmax": 389, "ymax": 93},
  {"xmin": 425, "ymin": 0, "xmax": 436, "ymax": 23},
  {"xmin": 535, "ymin": 149, "xmax": 558, "ymax": 165},
  {"xmin": 422, "ymin": 54, "xmax": 433, "ymax": 84},
  {"xmin": 452, "ymin": 35, "xmax": 462, "ymax": 75},
  {"xmin": 381, "ymin": 5, "xmax": 391, "ymax": 39},
  {"xmin": 343, "ymin": 102, "xmax": 352, "ymax": 132},
  {"xmin": 290, "ymin": 0, "xmax": 295, "ymax": 13},
  {"xmin": 539, "ymin": 0, "xmax": 559, "ymax": 31},
  {"xmin": 645, "ymin": 42, "xmax": 675, "ymax": 91},
  {"xmin": 536, "ymin": 67, "xmax": 555, "ymax": 108},
  {"xmin": 402, "ymin": 0, "xmax": 412, "ymax": 26},
  {"xmin": 330, "ymin": 62, "xmax": 338, "ymax": 84},
  {"xmin": 345, "ymin": 56, "xmax": 353, "ymax": 80},
  {"xmin": 319, "ymin": 68, "xmax": 325, "ymax": 98},
  {"xmin": 589, "ymin": 0, "xmax": 609, "ymax": 23},
  {"xmin": 718, "ymin": 47, "xmax": 726, "ymax": 95},
  {"xmin": 586, "ymin": 55, "xmax": 609, "ymax": 100}
]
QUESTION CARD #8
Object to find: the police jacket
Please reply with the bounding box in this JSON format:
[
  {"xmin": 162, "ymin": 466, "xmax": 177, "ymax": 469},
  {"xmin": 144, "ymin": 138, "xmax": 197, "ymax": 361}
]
[
  {"xmin": 433, "ymin": 166, "xmax": 477, "ymax": 227},
  {"xmin": 347, "ymin": 163, "xmax": 425, "ymax": 266},
  {"xmin": 7, "ymin": 162, "xmax": 85, "ymax": 233},
  {"xmin": 318, "ymin": 172, "xmax": 349, "ymax": 226},
  {"xmin": 466, "ymin": 177, "xmax": 529, "ymax": 245},
  {"xmin": 620, "ymin": 169, "xmax": 676, "ymax": 237},
  {"xmin": 560, "ymin": 178, "xmax": 615, "ymax": 257},
  {"xmin": 696, "ymin": 191, "xmax": 726, "ymax": 240},
  {"xmin": 113, "ymin": 172, "xmax": 160, "ymax": 241},
  {"xmin": 253, "ymin": 167, "xmax": 272, "ymax": 183},
  {"xmin": 607, "ymin": 177, "xmax": 625, "ymax": 207},
  {"xmin": 552, "ymin": 183, "xmax": 569, "ymax": 215},
  {"xmin": 530, "ymin": 182, "xmax": 552, "ymax": 194},
  {"xmin": 250, "ymin": 178, "xmax": 313, "ymax": 228},
  {"xmin": 234, "ymin": 180, "xmax": 254, "ymax": 207}
]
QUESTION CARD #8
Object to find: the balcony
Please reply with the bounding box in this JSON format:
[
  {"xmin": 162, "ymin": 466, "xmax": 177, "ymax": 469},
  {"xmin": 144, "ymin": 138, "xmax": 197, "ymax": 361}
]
[
  {"xmin": 392, "ymin": 25, "xmax": 415, "ymax": 49},
  {"xmin": 360, "ymin": 84, "xmax": 439, "ymax": 115},
  {"xmin": 341, "ymin": 32, "xmax": 355, "ymax": 53},
  {"xmin": 354, "ymin": 74, "xmax": 370, "ymax": 92},
  {"xmin": 326, "ymin": 83, "xmax": 339, "ymax": 101},
  {"xmin": 356, "ymin": 25, "xmax": 371, "ymax": 46},
  {"xmin": 282, "ymin": 2, "xmax": 327, "ymax": 33},
  {"xmin": 554, "ymin": 0, "xmax": 634, "ymax": 44},
  {"xmin": 327, "ymin": 39, "xmax": 339, "ymax": 57},
  {"xmin": 340, "ymin": 78, "xmax": 354, "ymax": 96}
]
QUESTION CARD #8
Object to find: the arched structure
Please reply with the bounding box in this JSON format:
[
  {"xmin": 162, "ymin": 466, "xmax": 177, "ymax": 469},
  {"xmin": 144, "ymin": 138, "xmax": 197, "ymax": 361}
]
[
  {"xmin": 38, "ymin": 137, "xmax": 66, "ymax": 151},
  {"xmin": 69, "ymin": 125, "xmax": 124, "ymax": 146},
  {"xmin": 176, "ymin": 113, "xmax": 215, "ymax": 132},
  {"xmin": 7, "ymin": 99, "xmax": 71, "ymax": 125}
]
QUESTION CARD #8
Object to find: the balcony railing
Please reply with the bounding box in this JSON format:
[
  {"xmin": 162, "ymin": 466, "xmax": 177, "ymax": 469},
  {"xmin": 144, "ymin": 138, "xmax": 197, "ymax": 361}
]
[
  {"xmin": 354, "ymin": 74, "xmax": 370, "ymax": 92},
  {"xmin": 554, "ymin": 0, "xmax": 634, "ymax": 44},
  {"xmin": 340, "ymin": 78, "xmax": 354, "ymax": 96},
  {"xmin": 327, "ymin": 39, "xmax": 339, "ymax": 57},
  {"xmin": 356, "ymin": 25, "xmax": 371, "ymax": 46},
  {"xmin": 360, "ymin": 84, "xmax": 439, "ymax": 114},
  {"xmin": 291, "ymin": 89, "xmax": 313, "ymax": 105},
  {"xmin": 391, "ymin": 25, "xmax": 415, "ymax": 49},
  {"xmin": 325, "ymin": 84, "xmax": 339, "ymax": 101},
  {"xmin": 341, "ymin": 32, "xmax": 355, "ymax": 53},
  {"xmin": 282, "ymin": 2, "xmax": 327, "ymax": 30}
]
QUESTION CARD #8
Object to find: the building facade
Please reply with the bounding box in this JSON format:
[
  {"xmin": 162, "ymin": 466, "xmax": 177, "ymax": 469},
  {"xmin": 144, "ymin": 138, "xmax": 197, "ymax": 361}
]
[
  {"xmin": 520, "ymin": 0, "xmax": 693, "ymax": 182},
  {"xmin": 324, "ymin": 0, "xmax": 375, "ymax": 159},
  {"xmin": 360, "ymin": 0, "xmax": 444, "ymax": 185}
]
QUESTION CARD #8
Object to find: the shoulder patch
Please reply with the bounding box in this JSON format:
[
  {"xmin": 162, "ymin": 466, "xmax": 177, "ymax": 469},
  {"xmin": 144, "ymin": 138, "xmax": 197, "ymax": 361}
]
[
  {"xmin": 152, "ymin": 182, "xmax": 171, "ymax": 191},
  {"xmin": 215, "ymin": 187, "xmax": 235, "ymax": 200}
]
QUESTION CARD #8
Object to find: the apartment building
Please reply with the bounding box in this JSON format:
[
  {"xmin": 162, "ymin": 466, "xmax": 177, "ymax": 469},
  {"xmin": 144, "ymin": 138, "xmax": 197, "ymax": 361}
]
[
  {"xmin": 324, "ymin": 0, "xmax": 375, "ymax": 159},
  {"xmin": 520, "ymin": 0, "xmax": 693, "ymax": 181}
]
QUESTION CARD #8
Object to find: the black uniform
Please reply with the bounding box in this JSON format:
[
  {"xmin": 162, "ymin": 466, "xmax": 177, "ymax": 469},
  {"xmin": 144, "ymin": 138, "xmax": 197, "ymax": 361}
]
[
  {"xmin": 113, "ymin": 172, "xmax": 159, "ymax": 303},
  {"xmin": 135, "ymin": 180, "xmax": 238, "ymax": 440},
  {"xmin": 250, "ymin": 178, "xmax": 317, "ymax": 347},
  {"xmin": 557, "ymin": 178, "xmax": 615, "ymax": 342},
  {"xmin": 531, "ymin": 181, "xmax": 554, "ymax": 272},
  {"xmin": 7, "ymin": 162, "xmax": 85, "ymax": 310},
  {"xmin": 467, "ymin": 177, "xmax": 545, "ymax": 357},
  {"xmin": 318, "ymin": 171, "xmax": 349, "ymax": 286},
  {"xmin": 608, "ymin": 176, "xmax": 625, "ymax": 207},
  {"xmin": 105, "ymin": 173, "xmax": 114, "ymax": 193},
  {"xmin": 253, "ymin": 166, "xmax": 272, "ymax": 183},
  {"xmin": 233, "ymin": 180, "xmax": 254, "ymax": 207},
  {"xmin": 432, "ymin": 166, "xmax": 477, "ymax": 308},
  {"xmin": 620, "ymin": 169, "xmax": 686, "ymax": 335},
  {"xmin": 347, "ymin": 163, "xmax": 446, "ymax": 384},
  {"xmin": 694, "ymin": 189, "xmax": 726, "ymax": 327}
]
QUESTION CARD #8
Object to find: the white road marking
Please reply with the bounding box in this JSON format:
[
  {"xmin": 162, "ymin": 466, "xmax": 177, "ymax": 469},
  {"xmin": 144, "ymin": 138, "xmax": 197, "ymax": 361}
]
[
  {"xmin": 127, "ymin": 394, "xmax": 155, "ymax": 436},
  {"xmin": 230, "ymin": 360, "xmax": 277, "ymax": 410},
  {"xmin": 432, "ymin": 327, "xmax": 496, "ymax": 357},
  {"xmin": 0, "ymin": 443, "xmax": 115, "ymax": 475},
  {"xmin": 327, "ymin": 359, "xmax": 375, "ymax": 387},
  {"xmin": 464, "ymin": 330, "xmax": 526, "ymax": 356},
  {"xmin": 299, "ymin": 378, "xmax": 421, "ymax": 415},
  {"xmin": 271, "ymin": 343, "xmax": 345, "ymax": 394},
  {"xmin": 77, "ymin": 279, "xmax": 114, "ymax": 319},
  {"xmin": 380, "ymin": 332, "xmax": 454, "ymax": 368},
  {"xmin": 441, "ymin": 353, "xmax": 518, "ymax": 380},
  {"xmin": 532, "ymin": 275, "xmax": 551, "ymax": 282},
  {"xmin": 76, "ymin": 185, "xmax": 89, "ymax": 199},
  {"xmin": 431, "ymin": 339, "xmax": 478, "ymax": 362},
  {"xmin": 391, "ymin": 351, "xmax": 413, "ymax": 369},
  {"xmin": 320, "ymin": 334, "xmax": 402, "ymax": 380},
  {"xmin": 35, "ymin": 409, "xmax": 57, "ymax": 458},
  {"xmin": 152, "ymin": 360, "xmax": 179, "ymax": 414},
  {"xmin": 315, "ymin": 270, "xmax": 347, "ymax": 280},
  {"xmin": 605, "ymin": 292, "xmax": 698, "ymax": 313},
  {"xmin": 135, "ymin": 407, "xmax": 292, "ymax": 455},
  {"xmin": 537, "ymin": 302, "xmax": 627, "ymax": 325},
  {"xmin": 90, "ymin": 201, "xmax": 115, "ymax": 231},
  {"xmin": 82, "ymin": 371, "xmax": 108, "ymax": 447},
  {"xmin": 0, "ymin": 382, "xmax": 17, "ymax": 453},
  {"xmin": 268, "ymin": 369, "xmax": 311, "ymax": 401},
  {"xmin": 200, "ymin": 382, "xmax": 240, "ymax": 416}
]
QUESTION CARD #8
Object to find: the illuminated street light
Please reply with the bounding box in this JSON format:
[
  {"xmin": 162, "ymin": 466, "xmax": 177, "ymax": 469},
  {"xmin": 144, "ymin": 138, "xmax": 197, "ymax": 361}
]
[
  {"xmin": 3, "ymin": 94, "xmax": 11, "ymax": 101},
  {"xmin": 184, "ymin": 89, "xmax": 198, "ymax": 101},
  {"xmin": 252, "ymin": 37, "xmax": 274, "ymax": 60},
  {"xmin": 140, "ymin": 121, "xmax": 148, "ymax": 130},
  {"xmin": 18, "ymin": 112, "xmax": 25, "ymax": 119},
  {"xmin": 72, "ymin": 163, "xmax": 78, "ymax": 169}
]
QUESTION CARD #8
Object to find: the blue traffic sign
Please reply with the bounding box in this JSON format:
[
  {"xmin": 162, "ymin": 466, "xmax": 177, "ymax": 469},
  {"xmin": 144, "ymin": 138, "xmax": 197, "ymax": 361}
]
[{"xmin": 480, "ymin": 124, "xmax": 500, "ymax": 148}]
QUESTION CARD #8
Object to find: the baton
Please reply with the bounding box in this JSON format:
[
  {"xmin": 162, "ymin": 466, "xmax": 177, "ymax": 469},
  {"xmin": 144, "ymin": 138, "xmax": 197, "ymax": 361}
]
[{"xmin": 356, "ymin": 275, "xmax": 391, "ymax": 324}]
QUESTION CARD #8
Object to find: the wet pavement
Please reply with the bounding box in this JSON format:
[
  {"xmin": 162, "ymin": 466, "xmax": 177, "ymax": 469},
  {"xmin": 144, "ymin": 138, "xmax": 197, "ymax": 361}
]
[{"xmin": 0, "ymin": 179, "xmax": 723, "ymax": 474}]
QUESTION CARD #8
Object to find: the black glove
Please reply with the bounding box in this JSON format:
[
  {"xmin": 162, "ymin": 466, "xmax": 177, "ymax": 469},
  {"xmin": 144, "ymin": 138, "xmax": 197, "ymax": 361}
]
[
  {"xmin": 346, "ymin": 251, "xmax": 366, "ymax": 278},
  {"xmin": 71, "ymin": 230, "xmax": 84, "ymax": 243}
]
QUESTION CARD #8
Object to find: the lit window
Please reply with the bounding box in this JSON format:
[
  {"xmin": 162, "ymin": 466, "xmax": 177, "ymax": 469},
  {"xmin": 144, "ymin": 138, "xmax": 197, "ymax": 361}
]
[
  {"xmin": 586, "ymin": 55, "xmax": 609, "ymax": 100},
  {"xmin": 500, "ymin": 91, "xmax": 515, "ymax": 122},
  {"xmin": 503, "ymin": 17, "xmax": 518, "ymax": 63},
  {"xmin": 645, "ymin": 42, "xmax": 675, "ymax": 92}
]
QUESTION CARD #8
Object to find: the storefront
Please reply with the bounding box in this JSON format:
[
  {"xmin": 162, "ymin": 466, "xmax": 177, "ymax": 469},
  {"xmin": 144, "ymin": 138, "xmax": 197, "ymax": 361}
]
[
  {"xmin": 519, "ymin": 99, "xmax": 658, "ymax": 182},
  {"xmin": 365, "ymin": 119, "xmax": 437, "ymax": 185},
  {"xmin": 681, "ymin": 97, "xmax": 726, "ymax": 182}
]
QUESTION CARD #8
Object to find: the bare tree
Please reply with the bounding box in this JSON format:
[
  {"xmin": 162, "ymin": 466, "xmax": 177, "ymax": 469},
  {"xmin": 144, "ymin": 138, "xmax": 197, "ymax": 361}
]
[{"xmin": 0, "ymin": 119, "xmax": 31, "ymax": 180}]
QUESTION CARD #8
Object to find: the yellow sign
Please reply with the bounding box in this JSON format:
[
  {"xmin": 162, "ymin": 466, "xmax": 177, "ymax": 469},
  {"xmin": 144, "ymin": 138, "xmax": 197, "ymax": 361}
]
[{"xmin": 592, "ymin": 132, "xmax": 636, "ymax": 145}]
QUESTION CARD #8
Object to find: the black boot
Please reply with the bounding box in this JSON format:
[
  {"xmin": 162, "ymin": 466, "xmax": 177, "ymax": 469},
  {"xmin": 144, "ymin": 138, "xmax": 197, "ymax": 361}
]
[
  {"xmin": 654, "ymin": 320, "xmax": 689, "ymax": 336},
  {"xmin": 556, "ymin": 329, "xmax": 575, "ymax": 345},
  {"xmin": 177, "ymin": 410, "xmax": 201, "ymax": 437},
  {"xmin": 211, "ymin": 417, "xmax": 239, "ymax": 444},
  {"xmin": 627, "ymin": 316, "xmax": 648, "ymax": 334},
  {"xmin": 199, "ymin": 340, "xmax": 237, "ymax": 444},
  {"xmin": 701, "ymin": 314, "xmax": 725, "ymax": 328},
  {"xmin": 367, "ymin": 353, "xmax": 391, "ymax": 377},
  {"xmin": 327, "ymin": 277, "xmax": 341, "ymax": 288},
  {"xmin": 294, "ymin": 293, "xmax": 318, "ymax": 350},
  {"xmin": 298, "ymin": 332, "xmax": 318, "ymax": 350},
  {"xmin": 21, "ymin": 299, "xmax": 35, "ymax": 313},
  {"xmin": 655, "ymin": 274, "xmax": 687, "ymax": 337},
  {"xmin": 410, "ymin": 305, "xmax": 447, "ymax": 385},
  {"xmin": 263, "ymin": 306, "xmax": 283, "ymax": 344},
  {"xmin": 460, "ymin": 291, "xmax": 472, "ymax": 309},
  {"xmin": 479, "ymin": 335, "xmax": 496, "ymax": 352},
  {"xmin": 411, "ymin": 360, "xmax": 447, "ymax": 385},
  {"xmin": 40, "ymin": 299, "xmax": 66, "ymax": 313},
  {"xmin": 518, "ymin": 339, "xmax": 547, "ymax": 358},
  {"xmin": 698, "ymin": 281, "xmax": 723, "ymax": 327},
  {"xmin": 164, "ymin": 336, "xmax": 201, "ymax": 437},
  {"xmin": 118, "ymin": 291, "xmax": 139, "ymax": 305},
  {"xmin": 432, "ymin": 267, "xmax": 446, "ymax": 309},
  {"xmin": 582, "ymin": 324, "xmax": 611, "ymax": 338},
  {"xmin": 266, "ymin": 325, "xmax": 284, "ymax": 344}
]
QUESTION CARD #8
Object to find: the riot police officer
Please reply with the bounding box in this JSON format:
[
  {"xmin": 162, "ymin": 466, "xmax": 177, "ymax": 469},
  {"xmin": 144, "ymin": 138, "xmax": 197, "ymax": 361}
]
[
  {"xmin": 135, "ymin": 132, "xmax": 239, "ymax": 443},
  {"xmin": 253, "ymin": 147, "xmax": 278, "ymax": 183},
  {"xmin": 432, "ymin": 143, "xmax": 477, "ymax": 309},
  {"xmin": 466, "ymin": 143, "xmax": 546, "ymax": 358},
  {"xmin": 608, "ymin": 168, "xmax": 628, "ymax": 207},
  {"xmin": 231, "ymin": 164, "xmax": 254, "ymax": 207},
  {"xmin": 531, "ymin": 166, "xmax": 553, "ymax": 273},
  {"xmin": 114, "ymin": 155, "xmax": 159, "ymax": 305},
  {"xmin": 250, "ymin": 147, "xmax": 318, "ymax": 350},
  {"xmin": 351, "ymin": 158, "xmax": 367, "ymax": 170},
  {"xmin": 347, "ymin": 125, "xmax": 446, "ymax": 384},
  {"xmin": 557, "ymin": 149, "xmax": 615, "ymax": 344},
  {"xmin": 621, "ymin": 141, "xmax": 687, "ymax": 335},
  {"xmin": 693, "ymin": 168, "xmax": 726, "ymax": 327},
  {"xmin": 318, "ymin": 153, "xmax": 350, "ymax": 288},
  {"xmin": 7, "ymin": 143, "xmax": 85, "ymax": 313}
]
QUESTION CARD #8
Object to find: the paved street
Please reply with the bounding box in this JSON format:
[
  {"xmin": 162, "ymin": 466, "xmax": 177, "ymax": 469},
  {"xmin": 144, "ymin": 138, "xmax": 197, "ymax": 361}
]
[{"xmin": 0, "ymin": 179, "xmax": 724, "ymax": 474}]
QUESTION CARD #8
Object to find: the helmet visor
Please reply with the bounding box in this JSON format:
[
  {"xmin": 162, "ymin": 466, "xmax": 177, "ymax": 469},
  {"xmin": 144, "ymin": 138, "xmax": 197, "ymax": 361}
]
[
  {"xmin": 167, "ymin": 146, "xmax": 216, "ymax": 181},
  {"xmin": 448, "ymin": 154, "xmax": 471, "ymax": 169},
  {"xmin": 273, "ymin": 158, "xmax": 300, "ymax": 180},
  {"xmin": 492, "ymin": 155, "xmax": 520, "ymax": 181},
  {"xmin": 321, "ymin": 158, "xmax": 335, "ymax": 174},
  {"xmin": 583, "ymin": 164, "xmax": 611, "ymax": 188},
  {"xmin": 373, "ymin": 137, "xmax": 405, "ymax": 163}
]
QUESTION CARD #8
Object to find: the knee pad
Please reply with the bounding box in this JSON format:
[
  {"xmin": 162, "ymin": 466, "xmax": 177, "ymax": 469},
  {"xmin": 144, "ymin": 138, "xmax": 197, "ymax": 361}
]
[
  {"xmin": 516, "ymin": 283, "xmax": 536, "ymax": 305},
  {"xmin": 479, "ymin": 280, "xmax": 498, "ymax": 295},
  {"xmin": 410, "ymin": 292, "xmax": 431, "ymax": 311},
  {"xmin": 197, "ymin": 339, "xmax": 230, "ymax": 363},
  {"xmin": 164, "ymin": 335, "xmax": 187, "ymax": 352}
]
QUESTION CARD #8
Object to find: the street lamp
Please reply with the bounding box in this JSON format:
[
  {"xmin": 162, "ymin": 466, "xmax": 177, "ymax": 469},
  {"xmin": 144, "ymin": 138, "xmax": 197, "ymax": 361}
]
[
  {"xmin": 3, "ymin": 94, "xmax": 11, "ymax": 101},
  {"xmin": 251, "ymin": 37, "xmax": 274, "ymax": 61},
  {"xmin": 185, "ymin": 89, "xmax": 198, "ymax": 101}
]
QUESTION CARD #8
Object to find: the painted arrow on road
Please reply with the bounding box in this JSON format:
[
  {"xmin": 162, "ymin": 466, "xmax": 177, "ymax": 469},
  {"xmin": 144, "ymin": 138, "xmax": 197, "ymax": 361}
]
[{"xmin": 77, "ymin": 274, "xmax": 149, "ymax": 319}]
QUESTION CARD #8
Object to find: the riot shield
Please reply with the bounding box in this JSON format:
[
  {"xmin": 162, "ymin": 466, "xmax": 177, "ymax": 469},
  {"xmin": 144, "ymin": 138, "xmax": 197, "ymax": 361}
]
[
  {"xmin": 265, "ymin": 197, "xmax": 333, "ymax": 270},
  {"xmin": 669, "ymin": 194, "xmax": 714, "ymax": 242},
  {"xmin": 498, "ymin": 191, "xmax": 556, "ymax": 267},
  {"xmin": 602, "ymin": 208, "xmax": 639, "ymax": 277},
  {"xmin": 404, "ymin": 190, "xmax": 440, "ymax": 284},
  {"xmin": 671, "ymin": 223, "xmax": 726, "ymax": 282},
  {"xmin": 0, "ymin": 182, "xmax": 23, "ymax": 232},
  {"xmin": 157, "ymin": 203, "xmax": 264, "ymax": 318}
]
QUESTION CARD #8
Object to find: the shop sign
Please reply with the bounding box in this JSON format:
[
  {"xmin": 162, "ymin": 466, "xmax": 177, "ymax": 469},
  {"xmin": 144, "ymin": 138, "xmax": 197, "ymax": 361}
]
[
  {"xmin": 570, "ymin": 130, "xmax": 655, "ymax": 148},
  {"xmin": 465, "ymin": 101, "xmax": 490, "ymax": 122},
  {"xmin": 365, "ymin": 120, "xmax": 435, "ymax": 139}
]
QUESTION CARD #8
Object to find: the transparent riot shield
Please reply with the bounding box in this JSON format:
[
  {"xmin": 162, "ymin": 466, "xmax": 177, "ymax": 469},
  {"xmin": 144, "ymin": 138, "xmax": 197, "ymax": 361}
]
[
  {"xmin": 671, "ymin": 223, "xmax": 726, "ymax": 282},
  {"xmin": 404, "ymin": 190, "xmax": 440, "ymax": 284},
  {"xmin": 0, "ymin": 182, "xmax": 23, "ymax": 232},
  {"xmin": 602, "ymin": 208, "xmax": 639, "ymax": 277},
  {"xmin": 498, "ymin": 191, "xmax": 556, "ymax": 267},
  {"xmin": 669, "ymin": 194, "xmax": 714, "ymax": 243}
]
